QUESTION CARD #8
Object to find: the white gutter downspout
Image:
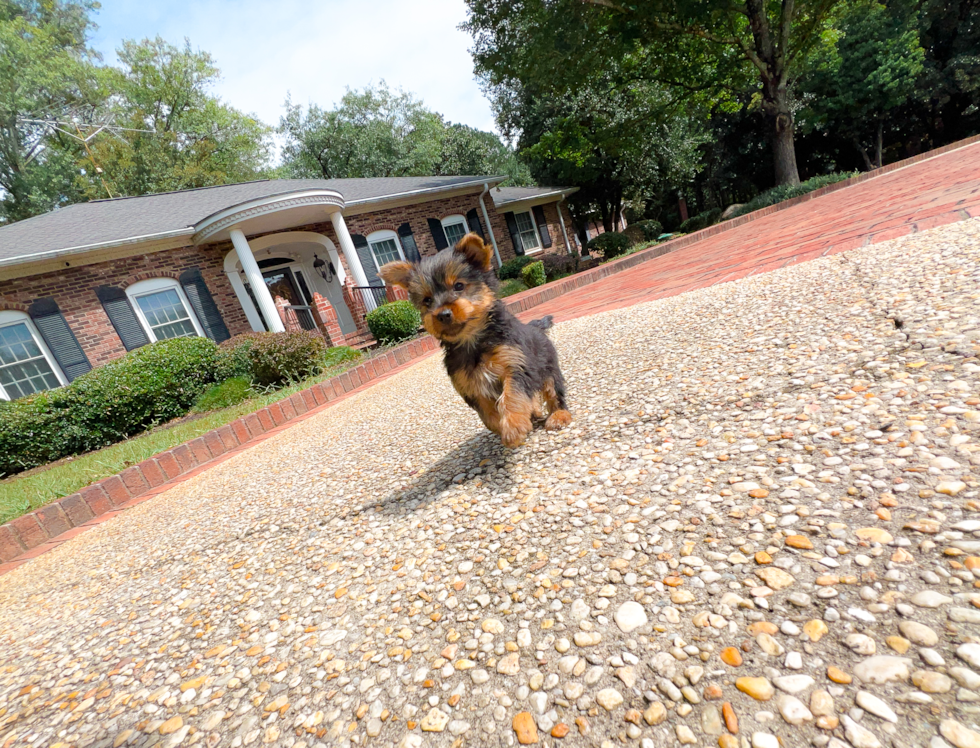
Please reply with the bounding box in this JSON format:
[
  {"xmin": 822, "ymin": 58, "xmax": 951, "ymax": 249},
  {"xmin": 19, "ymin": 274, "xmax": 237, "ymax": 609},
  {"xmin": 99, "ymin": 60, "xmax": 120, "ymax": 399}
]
[
  {"xmin": 479, "ymin": 183, "xmax": 502, "ymax": 268},
  {"xmin": 556, "ymin": 193, "xmax": 573, "ymax": 255}
]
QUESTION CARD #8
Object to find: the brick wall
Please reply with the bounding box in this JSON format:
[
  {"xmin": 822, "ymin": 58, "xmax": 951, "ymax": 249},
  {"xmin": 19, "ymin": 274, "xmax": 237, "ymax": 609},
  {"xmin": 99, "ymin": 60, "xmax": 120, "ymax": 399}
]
[
  {"xmin": 0, "ymin": 192, "xmax": 578, "ymax": 373},
  {"xmin": 0, "ymin": 245, "xmax": 252, "ymax": 367}
]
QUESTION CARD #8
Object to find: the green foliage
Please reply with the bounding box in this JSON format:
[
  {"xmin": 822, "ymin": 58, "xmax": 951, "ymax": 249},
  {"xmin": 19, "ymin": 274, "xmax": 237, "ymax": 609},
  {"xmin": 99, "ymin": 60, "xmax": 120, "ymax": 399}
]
[
  {"xmin": 497, "ymin": 255, "xmax": 535, "ymax": 280},
  {"xmin": 678, "ymin": 208, "xmax": 723, "ymax": 234},
  {"xmin": 730, "ymin": 173, "xmax": 857, "ymax": 218},
  {"xmin": 0, "ymin": 337, "xmax": 218, "ymax": 476},
  {"xmin": 520, "ymin": 260, "xmax": 546, "ymax": 288},
  {"xmin": 540, "ymin": 252, "xmax": 577, "ymax": 282},
  {"xmin": 497, "ymin": 279, "xmax": 529, "ymax": 298},
  {"xmin": 278, "ymin": 82, "xmax": 530, "ymax": 185},
  {"xmin": 215, "ymin": 337, "xmax": 254, "ymax": 381},
  {"xmin": 366, "ymin": 301, "xmax": 421, "ymax": 345},
  {"xmin": 220, "ymin": 331, "xmax": 327, "ymax": 387},
  {"xmin": 631, "ymin": 220, "xmax": 664, "ymax": 242},
  {"xmin": 79, "ymin": 37, "xmax": 273, "ymax": 199},
  {"xmin": 192, "ymin": 376, "xmax": 253, "ymax": 413},
  {"xmin": 323, "ymin": 345, "xmax": 361, "ymax": 369},
  {"xmin": 587, "ymin": 232, "xmax": 631, "ymax": 260}
]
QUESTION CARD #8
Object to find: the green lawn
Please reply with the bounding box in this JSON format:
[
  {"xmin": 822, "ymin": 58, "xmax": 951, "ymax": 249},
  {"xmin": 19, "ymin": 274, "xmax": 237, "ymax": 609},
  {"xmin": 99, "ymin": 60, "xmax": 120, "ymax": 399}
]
[{"xmin": 0, "ymin": 352, "xmax": 371, "ymax": 525}]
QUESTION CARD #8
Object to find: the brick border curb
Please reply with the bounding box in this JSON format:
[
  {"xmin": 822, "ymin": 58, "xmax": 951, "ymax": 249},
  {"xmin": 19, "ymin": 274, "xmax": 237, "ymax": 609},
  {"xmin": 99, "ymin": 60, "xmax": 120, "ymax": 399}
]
[
  {"xmin": 0, "ymin": 335, "xmax": 440, "ymax": 568},
  {"xmin": 502, "ymin": 134, "xmax": 980, "ymax": 315}
]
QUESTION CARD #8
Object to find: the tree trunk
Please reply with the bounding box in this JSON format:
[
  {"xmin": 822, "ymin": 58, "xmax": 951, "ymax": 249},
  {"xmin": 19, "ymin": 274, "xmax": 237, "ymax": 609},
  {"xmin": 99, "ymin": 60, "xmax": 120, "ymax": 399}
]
[
  {"xmin": 764, "ymin": 94, "xmax": 800, "ymax": 186},
  {"xmin": 853, "ymin": 136, "xmax": 874, "ymax": 172},
  {"xmin": 874, "ymin": 121, "xmax": 883, "ymax": 169}
]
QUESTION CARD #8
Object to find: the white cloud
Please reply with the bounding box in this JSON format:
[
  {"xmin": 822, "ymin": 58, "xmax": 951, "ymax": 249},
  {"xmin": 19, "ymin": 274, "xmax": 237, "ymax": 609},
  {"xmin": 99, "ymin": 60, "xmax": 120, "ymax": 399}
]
[{"xmin": 90, "ymin": 0, "xmax": 497, "ymax": 138}]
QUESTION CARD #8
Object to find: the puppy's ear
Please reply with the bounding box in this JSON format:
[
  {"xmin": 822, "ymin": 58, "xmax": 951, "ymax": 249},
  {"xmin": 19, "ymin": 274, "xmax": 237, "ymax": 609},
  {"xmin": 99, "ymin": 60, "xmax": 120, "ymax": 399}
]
[
  {"xmin": 378, "ymin": 261, "xmax": 416, "ymax": 290},
  {"xmin": 454, "ymin": 232, "xmax": 493, "ymax": 272}
]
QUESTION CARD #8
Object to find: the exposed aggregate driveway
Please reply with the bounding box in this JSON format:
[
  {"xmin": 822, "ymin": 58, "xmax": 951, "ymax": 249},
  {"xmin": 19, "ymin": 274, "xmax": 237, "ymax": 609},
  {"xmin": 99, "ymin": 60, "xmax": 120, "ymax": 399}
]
[{"xmin": 2, "ymin": 219, "xmax": 980, "ymax": 748}]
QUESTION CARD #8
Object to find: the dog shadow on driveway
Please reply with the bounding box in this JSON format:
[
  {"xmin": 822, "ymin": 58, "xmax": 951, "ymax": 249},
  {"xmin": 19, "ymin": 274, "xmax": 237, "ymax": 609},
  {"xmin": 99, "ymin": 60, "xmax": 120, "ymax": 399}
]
[{"xmin": 346, "ymin": 430, "xmax": 514, "ymax": 518}]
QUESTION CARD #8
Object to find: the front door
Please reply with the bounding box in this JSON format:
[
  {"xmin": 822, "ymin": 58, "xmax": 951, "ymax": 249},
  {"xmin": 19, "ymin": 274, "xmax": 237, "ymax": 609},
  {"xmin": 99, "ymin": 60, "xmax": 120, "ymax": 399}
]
[{"xmin": 261, "ymin": 267, "xmax": 317, "ymax": 331}]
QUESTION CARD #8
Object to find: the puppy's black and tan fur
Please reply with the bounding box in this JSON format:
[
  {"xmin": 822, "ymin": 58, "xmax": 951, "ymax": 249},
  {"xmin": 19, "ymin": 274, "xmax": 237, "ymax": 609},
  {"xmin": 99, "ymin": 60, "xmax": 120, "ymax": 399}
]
[{"xmin": 379, "ymin": 233, "xmax": 571, "ymax": 448}]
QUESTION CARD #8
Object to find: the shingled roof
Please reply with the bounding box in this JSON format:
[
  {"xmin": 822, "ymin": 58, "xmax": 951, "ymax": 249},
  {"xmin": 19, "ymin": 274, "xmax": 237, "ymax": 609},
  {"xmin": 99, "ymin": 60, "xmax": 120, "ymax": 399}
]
[{"xmin": 0, "ymin": 175, "xmax": 575, "ymax": 267}]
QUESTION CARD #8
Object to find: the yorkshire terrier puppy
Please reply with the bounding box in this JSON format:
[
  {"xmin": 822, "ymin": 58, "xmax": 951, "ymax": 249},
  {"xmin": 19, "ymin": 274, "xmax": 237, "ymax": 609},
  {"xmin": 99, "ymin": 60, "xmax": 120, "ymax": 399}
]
[{"xmin": 379, "ymin": 233, "xmax": 572, "ymax": 448}]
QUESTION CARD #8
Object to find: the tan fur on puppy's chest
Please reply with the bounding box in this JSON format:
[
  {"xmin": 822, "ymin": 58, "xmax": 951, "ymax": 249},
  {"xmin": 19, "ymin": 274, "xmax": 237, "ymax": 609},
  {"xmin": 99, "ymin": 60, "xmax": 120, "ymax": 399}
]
[{"xmin": 449, "ymin": 345, "xmax": 526, "ymax": 402}]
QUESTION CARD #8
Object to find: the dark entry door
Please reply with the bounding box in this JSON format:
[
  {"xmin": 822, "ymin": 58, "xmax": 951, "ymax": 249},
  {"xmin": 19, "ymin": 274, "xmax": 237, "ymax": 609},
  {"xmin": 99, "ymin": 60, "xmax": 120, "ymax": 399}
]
[{"xmin": 261, "ymin": 267, "xmax": 317, "ymax": 331}]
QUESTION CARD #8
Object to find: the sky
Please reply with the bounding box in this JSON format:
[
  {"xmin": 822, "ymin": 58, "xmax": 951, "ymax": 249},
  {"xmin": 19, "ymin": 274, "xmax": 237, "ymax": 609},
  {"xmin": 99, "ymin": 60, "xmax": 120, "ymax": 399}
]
[{"xmin": 88, "ymin": 0, "xmax": 498, "ymax": 137}]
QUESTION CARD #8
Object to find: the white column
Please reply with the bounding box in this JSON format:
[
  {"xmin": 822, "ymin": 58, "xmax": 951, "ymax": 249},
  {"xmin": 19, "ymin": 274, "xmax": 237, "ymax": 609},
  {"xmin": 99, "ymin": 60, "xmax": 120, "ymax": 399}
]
[
  {"xmin": 556, "ymin": 196, "xmax": 573, "ymax": 255},
  {"xmin": 230, "ymin": 227, "xmax": 285, "ymax": 333},
  {"xmin": 329, "ymin": 211, "xmax": 371, "ymax": 288}
]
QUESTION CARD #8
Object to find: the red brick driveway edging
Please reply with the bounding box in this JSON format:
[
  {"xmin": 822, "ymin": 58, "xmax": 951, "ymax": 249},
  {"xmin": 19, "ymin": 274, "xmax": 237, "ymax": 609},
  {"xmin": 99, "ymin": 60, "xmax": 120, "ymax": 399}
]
[{"xmin": 0, "ymin": 335, "xmax": 440, "ymax": 572}]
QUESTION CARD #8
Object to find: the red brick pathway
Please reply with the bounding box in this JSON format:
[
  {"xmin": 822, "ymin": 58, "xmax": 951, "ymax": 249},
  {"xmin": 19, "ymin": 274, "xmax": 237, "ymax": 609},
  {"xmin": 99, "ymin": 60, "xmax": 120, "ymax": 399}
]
[{"xmin": 519, "ymin": 140, "xmax": 980, "ymax": 324}]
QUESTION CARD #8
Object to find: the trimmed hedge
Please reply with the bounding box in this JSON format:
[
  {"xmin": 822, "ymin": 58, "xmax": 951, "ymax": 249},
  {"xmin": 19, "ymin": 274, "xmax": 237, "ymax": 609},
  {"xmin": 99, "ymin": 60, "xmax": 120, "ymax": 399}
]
[
  {"xmin": 367, "ymin": 300, "xmax": 421, "ymax": 345},
  {"xmin": 624, "ymin": 219, "xmax": 663, "ymax": 244},
  {"xmin": 219, "ymin": 331, "xmax": 326, "ymax": 387},
  {"xmin": 497, "ymin": 255, "xmax": 535, "ymax": 280},
  {"xmin": 678, "ymin": 208, "xmax": 722, "ymax": 234},
  {"xmin": 730, "ymin": 172, "xmax": 857, "ymax": 218},
  {"xmin": 521, "ymin": 260, "xmax": 546, "ymax": 288},
  {"xmin": 0, "ymin": 337, "xmax": 218, "ymax": 477},
  {"xmin": 541, "ymin": 252, "xmax": 577, "ymax": 282},
  {"xmin": 588, "ymin": 231, "xmax": 631, "ymax": 260}
]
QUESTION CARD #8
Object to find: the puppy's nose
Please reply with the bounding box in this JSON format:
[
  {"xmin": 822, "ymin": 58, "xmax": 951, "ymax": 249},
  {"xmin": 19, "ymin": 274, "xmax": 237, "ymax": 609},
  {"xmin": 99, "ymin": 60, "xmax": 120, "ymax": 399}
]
[{"xmin": 436, "ymin": 309, "xmax": 454, "ymax": 325}]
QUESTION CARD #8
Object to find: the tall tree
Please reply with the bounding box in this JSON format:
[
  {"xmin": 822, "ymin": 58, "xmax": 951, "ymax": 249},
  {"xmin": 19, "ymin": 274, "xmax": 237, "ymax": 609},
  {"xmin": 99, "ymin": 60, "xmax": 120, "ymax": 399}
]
[
  {"xmin": 437, "ymin": 123, "xmax": 533, "ymax": 185},
  {"xmin": 77, "ymin": 37, "xmax": 272, "ymax": 199},
  {"xmin": 0, "ymin": 0, "xmax": 104, "ymax": 222},
  {"xmin": 465, "ymin": 0, "xmax": 841, "ymax": 186},
  {"xmin": 801, "ymin": 0, "xmax": 924, "ymax": 169}
]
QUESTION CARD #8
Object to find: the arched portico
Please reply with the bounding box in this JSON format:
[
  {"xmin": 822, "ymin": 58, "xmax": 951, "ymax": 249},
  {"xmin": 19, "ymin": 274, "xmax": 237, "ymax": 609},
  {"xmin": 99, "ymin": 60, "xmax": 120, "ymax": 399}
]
[{"xmin": 223, "ymin": 231, "xmax": 358, "ymax": 337}]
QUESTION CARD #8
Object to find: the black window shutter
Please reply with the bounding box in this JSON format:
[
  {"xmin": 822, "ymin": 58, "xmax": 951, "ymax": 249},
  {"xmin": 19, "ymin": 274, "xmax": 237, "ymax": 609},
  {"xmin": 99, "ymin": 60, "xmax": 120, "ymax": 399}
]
[
  {"xmin": 397, "ymin": 223, "xmax": 421, "ymax": 263},
  {"xmin": 504, "ymin": 211, "xmax": 524, "ymax": 255},
  {"xmin": 465, "ymin": 208, "xmax": 485, "ymax": 239},
  {"xmin": 27, "ymin": 297, "xmax": 91, "ymax": 382},
  {"xmin": 351, "ymin": 233, "xmax": 380, "ymax": 286},
  {"xmin": 427, "ymin": 218, "xmax": 448, "ymax": 251},
  {"xmin": 532, "ymin": 205, "xmax": 553, "ymax": 248},
  {"xmin": 179, "ymin": 267, "xmax": 230, "ymax": 343},
  {"xmin": 95, "ymin": 285, "xmax": 150, "ymax": 351}
]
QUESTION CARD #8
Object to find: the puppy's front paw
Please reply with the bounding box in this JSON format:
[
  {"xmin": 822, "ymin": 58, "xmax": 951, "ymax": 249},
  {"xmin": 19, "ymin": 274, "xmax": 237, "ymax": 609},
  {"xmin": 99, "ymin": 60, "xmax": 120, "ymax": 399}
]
[
  {"xmin": 545, "ymin": 409, "xmax": 573, "ymax": 431},
  {"xmin": 499, "ymin": 415, "xmax": 532, "ymax": 448}
]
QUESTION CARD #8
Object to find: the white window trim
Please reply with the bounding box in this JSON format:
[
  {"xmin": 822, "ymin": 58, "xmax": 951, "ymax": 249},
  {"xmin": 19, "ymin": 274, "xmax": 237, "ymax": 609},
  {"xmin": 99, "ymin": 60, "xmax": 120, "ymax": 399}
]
[
  {"xmin": 441, "ymin": 215, "xmax": 468, "ymax": 246},
  {"xmin": 125, "ymin": 278, "xmax": 204, "ymax": 342},
  {"xmin": 514, "ymin": 211, "xmax": 544, "ymax": 255},
  {"xmin": 366, "ymin": 230, "xmax": 406, "ymax": 275},
  {"xmin": 0, "ymin": 310, "xmax": 68, "ymax": 401}
]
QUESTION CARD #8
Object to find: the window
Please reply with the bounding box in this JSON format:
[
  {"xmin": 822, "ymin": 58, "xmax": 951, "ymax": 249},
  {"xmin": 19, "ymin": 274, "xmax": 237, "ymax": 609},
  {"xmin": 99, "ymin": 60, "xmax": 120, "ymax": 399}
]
[
  {"xmin": 0, "ymin": 311, "xmax": 66, "ymax": 400},
  {"xmin": 514, "ymin": 211, "xmax": 541, "ymax": 253},
  {"xmin": 126, "ymin": 278, "xmax": 203, "ymax": 342},
  {"xmin": 367, "ymin": 230, "xmax": 405, "ymax": 273},
  {"xmin": 441, "ymin": 215, "xmax": 468, "ymax": 247}
]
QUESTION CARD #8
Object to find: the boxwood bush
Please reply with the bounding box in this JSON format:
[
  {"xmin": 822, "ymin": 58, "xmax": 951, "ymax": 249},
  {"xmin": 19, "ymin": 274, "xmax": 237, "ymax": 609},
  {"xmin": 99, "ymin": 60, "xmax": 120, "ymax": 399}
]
[
  {"xmin": 541, "ymin": 252, "xmax": 577, "ymax": 282},
  {"xmin": 220, "ymin": 330, "xmax": 326, "ymax": 387},
  {"xmin": 625, "ymin": 219, "xmax": 663, "ymax": 244},
  {"xmin": 367, "ymin": 300, "xmax": 421, "ymax": 345},
  {"xmin": 520, "ymin": 260, "xmax": 546, "ymax": 288},
  {"xmin": 497, "ymin": 255, "xmax": 535, "ymax": 280},
  {"xmin": 678, "ymin": 207, "xmax": 723, "ymax": 234},
  {"xmin": 587, "ymin": 231, "xmax": 631, "ymax": 260},
  {"xmin": 0, "ymin": 337, "xmax": 218, "ymax": 476}
]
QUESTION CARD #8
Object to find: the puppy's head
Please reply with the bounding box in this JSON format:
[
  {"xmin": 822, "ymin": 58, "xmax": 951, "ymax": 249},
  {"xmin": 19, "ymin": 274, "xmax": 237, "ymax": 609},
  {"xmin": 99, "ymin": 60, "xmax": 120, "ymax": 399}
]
[{"xmin": 379, "ymin": 233, "xmax": 498, "ymax": 345}]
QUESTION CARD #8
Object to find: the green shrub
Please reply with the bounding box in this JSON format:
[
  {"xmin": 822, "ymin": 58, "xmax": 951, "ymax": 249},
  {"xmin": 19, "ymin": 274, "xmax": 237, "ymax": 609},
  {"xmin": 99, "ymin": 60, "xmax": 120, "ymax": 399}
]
[
  {"xmin": 66, "ymin": 337, "xmax": 218, "ymax": 450},
  {"xmin": 730, "ymin": 172, "xmax": 857, "ymax": 218},
  {"xmin": 587, "ymin": 231, "xmax": 631, "ymax": 260},
  {"xmin": 678, "ymin": 208, "xmax": 723, "ymax": 234},
  {"xmin": 192, "ymin": 376, "xmax": 253, "ymax": 413},
  {"xmin": 323, "ymin": 345, "xmax": 361, "ymax": 369},
  {"xmin": 632, "ymin": 219, "xmax": 663, "ymax": 242},
  {"xmin": 367, "ymin": 300, "xmax": 421, "ymax": 345},
  {"xmin": 215, "ymin": 337, "xmax": 254, "ymax": 381},
  {"xmin": 224, "ymin": 330, "xmax": 327, "ymax": 387},
  {"xmin": 0, "ymin": 391, "xmax": 81, "ymax": 477},
  {"xmin": 498, "ymin": 279, "xmax": 529, "ymax": 298},
  {"xmin": 520, "ymin": 260, "xmax": 546, "ymax": 288},
  {"xmin": 497, "ymin": 255, "xmax": 535, "ymax": 280},
  {"xmin": 541, "ymin": 252, "xmax": 577, "ymax": 282}
]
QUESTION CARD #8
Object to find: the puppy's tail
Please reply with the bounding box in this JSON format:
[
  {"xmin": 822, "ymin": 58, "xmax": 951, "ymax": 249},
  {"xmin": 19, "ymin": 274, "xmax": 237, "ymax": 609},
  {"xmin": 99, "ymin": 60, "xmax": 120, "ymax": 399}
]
[{"xmin": 528, "ymin": 315, "xmax": 554, "ymax": 332}]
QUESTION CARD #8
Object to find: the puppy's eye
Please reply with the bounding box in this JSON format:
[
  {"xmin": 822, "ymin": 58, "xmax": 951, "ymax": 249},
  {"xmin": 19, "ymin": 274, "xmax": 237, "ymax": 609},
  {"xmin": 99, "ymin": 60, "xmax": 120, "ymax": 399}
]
[
  {"xmin": 453, "ymin": 282, "xmax": 465, "ymax": 292},
  {"xmin": 422, "ymin": 297, "xmax": 432, "ymax": 307}
]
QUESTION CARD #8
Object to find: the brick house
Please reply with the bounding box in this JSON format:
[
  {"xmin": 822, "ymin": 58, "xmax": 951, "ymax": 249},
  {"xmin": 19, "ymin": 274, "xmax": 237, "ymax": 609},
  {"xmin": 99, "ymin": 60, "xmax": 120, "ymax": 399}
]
[{"xmin": 0, "ymin": 176, "xmax": 578, "ymax": 401}]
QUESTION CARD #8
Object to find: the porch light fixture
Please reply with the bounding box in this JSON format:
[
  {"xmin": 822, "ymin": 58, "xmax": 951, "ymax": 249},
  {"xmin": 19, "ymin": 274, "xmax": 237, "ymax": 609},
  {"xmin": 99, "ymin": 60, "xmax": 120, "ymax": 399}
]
[{"xmin": 313, "ymin": 253, "xmax": 334, "ymax": 283}]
